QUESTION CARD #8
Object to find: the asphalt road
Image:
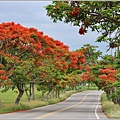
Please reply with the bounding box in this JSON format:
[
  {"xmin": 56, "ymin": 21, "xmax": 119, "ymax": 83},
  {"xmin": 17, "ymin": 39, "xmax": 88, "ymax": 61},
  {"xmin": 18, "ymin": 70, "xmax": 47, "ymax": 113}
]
[{"xmin": 0, "ymin": 90, "xmax": 109, "ymax": 120}]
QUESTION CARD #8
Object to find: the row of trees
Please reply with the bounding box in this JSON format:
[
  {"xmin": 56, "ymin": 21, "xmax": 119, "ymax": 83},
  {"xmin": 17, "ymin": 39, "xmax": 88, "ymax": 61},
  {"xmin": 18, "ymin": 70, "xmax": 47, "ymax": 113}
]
[
  {"xmin": 0, "ymin": 22, "xmax": 87, "ymax": 105},
  {"xmin": 0, "ymin": 22, "xmax": 120, "ymax": 106},
  {"xmin": 0, "ymin": 1, "xmax": 120, "ymax": 106}
]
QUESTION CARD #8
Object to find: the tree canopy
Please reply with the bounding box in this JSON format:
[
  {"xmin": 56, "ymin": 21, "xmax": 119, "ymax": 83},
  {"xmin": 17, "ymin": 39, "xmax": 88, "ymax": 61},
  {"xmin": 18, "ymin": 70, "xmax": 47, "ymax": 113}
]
[{"xmin": 45, "ymin": 1, "xmax": 120, "ymax": 46}]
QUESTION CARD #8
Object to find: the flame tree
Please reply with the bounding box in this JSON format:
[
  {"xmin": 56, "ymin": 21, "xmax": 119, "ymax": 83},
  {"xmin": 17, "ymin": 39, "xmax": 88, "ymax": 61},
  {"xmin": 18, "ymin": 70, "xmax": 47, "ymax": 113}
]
[
  {"xmin": 0, "ymin": 22, "xmax": 71, "ymax": 104},
  {"xmin": 0, "ymin": 22, "xmax": 86, "ymax": 104},
  {"xmin": 45, "ymin": 1, "xmax": 120, "ymax": 52}
]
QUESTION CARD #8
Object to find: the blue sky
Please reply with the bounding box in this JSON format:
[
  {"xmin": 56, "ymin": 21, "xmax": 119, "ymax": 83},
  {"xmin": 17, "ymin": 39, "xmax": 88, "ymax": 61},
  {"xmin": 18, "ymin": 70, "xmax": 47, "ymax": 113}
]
[{"xmin": 0, "ymin": 1, "xmax": 113, "ymax": 55}]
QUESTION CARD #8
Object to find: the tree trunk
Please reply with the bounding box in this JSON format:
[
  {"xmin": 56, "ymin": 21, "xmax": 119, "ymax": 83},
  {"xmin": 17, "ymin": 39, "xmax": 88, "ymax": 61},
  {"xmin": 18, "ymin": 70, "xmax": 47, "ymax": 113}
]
[
  {"xmin": 72, "ymin": 86, "xmax": 74, "ymax": 90},
  {"xmin": 69, "ymin": 86, "xmax": 71, "ymax": 90},
  {"xmin": 117, "ymin": 99, "xmax": 120, "ymax": 106},
  {"xmin": 55, "ymin": 89, "xmax": 60, "ymax": 98},
  {"xmin": 15, "ymin": 85, "xmax": 24, "ymax": 105},
  {"xmin": 78, "ymin": 83, "xmax": 82, "ymax": 88},
  {"xmin": 25, "ymin": 84, "xmax": 32, "ymax": 102},
  {"xmin": 49, "ymin": 91, "xmax": 53, "ymax": 99},
  {"xmin": 31, "ymin": 82, "xmax": 35, "ymax": 100},
  {"xmin": 106, "ymin": 88, "xmax": 110, "ymax": 99},
  {"xmin": 46, "ymin": 90, "xmax": 51, "ymax": 100},
  {"xmin": 63, "ymin": 89, "xmax": 66, "ymax": 94},
  {"xmin": 55, "ymin": 89, "xmax": 58, "ymax": 98},
  {"xmin": 111, "ymin": 87, "xmax": 120, "ymax": 105},
  {"xmin": 52, "ymin": 90, "xmax": 55, "ymax": 98},
  {"xmin": 58, "ymin": 89, "xmax": 60, "ymax": 98},
  {"xmin": 88, "ymin": 82, "xmax": 90, "ymax": 89},
  {"xmin": 41, "ymin": 91, "xmax": 45, "ymax": 101},
  {"xmin": 25, "ymin": 90, "xmax": 30, "ymax": 102},
  {"xmin": 0, "ymin": 100, "xmax": 2, "ymax": 107}
]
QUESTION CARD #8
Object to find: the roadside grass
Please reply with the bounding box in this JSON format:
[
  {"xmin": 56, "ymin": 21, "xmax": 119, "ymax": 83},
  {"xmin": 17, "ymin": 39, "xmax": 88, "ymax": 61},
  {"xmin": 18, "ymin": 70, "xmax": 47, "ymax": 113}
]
[
  {"xmin": 101, "ymin": 93, "xmax": 120, "ymax": 119},
  {"xmin": 1, "ymin": 87, "xmax": 119, "ymax": 119},
  {"xmin": 0, "ymin": 85, "xmax": 98, "ymax": 114}
]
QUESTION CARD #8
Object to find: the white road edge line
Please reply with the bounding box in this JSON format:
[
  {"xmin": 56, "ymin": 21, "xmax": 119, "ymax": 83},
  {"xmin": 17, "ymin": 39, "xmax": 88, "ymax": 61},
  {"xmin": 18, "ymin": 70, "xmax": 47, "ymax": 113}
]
[{"xmin": 95, "ymin": 94, "xmax": 101, "ymax": 119}]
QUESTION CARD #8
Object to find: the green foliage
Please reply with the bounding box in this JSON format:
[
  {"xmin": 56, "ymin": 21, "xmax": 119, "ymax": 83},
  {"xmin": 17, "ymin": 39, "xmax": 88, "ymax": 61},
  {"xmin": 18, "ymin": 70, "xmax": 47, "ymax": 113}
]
[
  {"xmin": 81, "ymin": 44, "xmax": 102, "ymax": 64},
  {"xmin": 109, "ymin": 81, "xmax": 120, "ymax": 100},
  {"xmin": 45, "ymin": 1, "xmax": 120, "ymax": 43}
]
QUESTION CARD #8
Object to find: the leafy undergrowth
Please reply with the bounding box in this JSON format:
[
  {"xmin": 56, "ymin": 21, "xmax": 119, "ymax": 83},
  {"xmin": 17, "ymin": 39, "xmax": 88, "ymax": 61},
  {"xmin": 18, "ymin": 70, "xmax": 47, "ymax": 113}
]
[{"xmin": 101, "ymin": 93, "xmax": 120, "ymax": 119}]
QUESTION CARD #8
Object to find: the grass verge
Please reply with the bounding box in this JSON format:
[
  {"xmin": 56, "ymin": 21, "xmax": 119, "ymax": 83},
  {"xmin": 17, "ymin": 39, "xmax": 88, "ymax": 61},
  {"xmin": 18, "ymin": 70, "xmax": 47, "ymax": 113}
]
[
  {"xmin": 101, "ymin": 93, "xmax": 120, "ymax": 119},
  {"xmin": 2, "ymin": 85, "xmax": 114, "ymax": 116},
  {"xmin": 0, "ymin": 87, "xmax": 91, "ymax": 114}
]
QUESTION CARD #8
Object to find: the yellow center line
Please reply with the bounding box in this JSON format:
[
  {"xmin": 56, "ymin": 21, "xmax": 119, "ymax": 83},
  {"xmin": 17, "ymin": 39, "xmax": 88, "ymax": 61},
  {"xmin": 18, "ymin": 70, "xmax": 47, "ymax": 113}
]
[{"xmin": 35, "ymin": 92, "xmax": 92, "ymax": 119}]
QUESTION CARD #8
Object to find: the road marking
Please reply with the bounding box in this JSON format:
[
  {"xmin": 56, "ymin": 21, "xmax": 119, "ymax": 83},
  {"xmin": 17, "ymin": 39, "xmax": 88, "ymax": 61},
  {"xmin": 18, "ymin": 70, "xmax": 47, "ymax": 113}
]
[
  {"xmin": 95, "ymin": 93, "xmax": 101, "ymax": 119},
  {"xmin": 35, "ymin": 92, "xmax": 92, "ymax": 119}
]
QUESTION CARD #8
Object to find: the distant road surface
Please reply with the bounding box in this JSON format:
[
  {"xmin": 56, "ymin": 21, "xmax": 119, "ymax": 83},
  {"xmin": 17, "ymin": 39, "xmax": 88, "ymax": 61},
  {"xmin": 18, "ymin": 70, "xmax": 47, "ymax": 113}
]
[{"xmin": 0, "ymin": 90, "xmax": 109, "ymax": 120}]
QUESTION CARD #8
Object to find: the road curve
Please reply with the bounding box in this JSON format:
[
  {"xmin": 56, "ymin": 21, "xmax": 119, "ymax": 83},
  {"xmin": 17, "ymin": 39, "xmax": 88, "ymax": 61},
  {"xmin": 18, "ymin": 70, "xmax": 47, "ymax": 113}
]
[{"xmin": 0, "ymin": 90, "xmax": 109, "ymax": 120}]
